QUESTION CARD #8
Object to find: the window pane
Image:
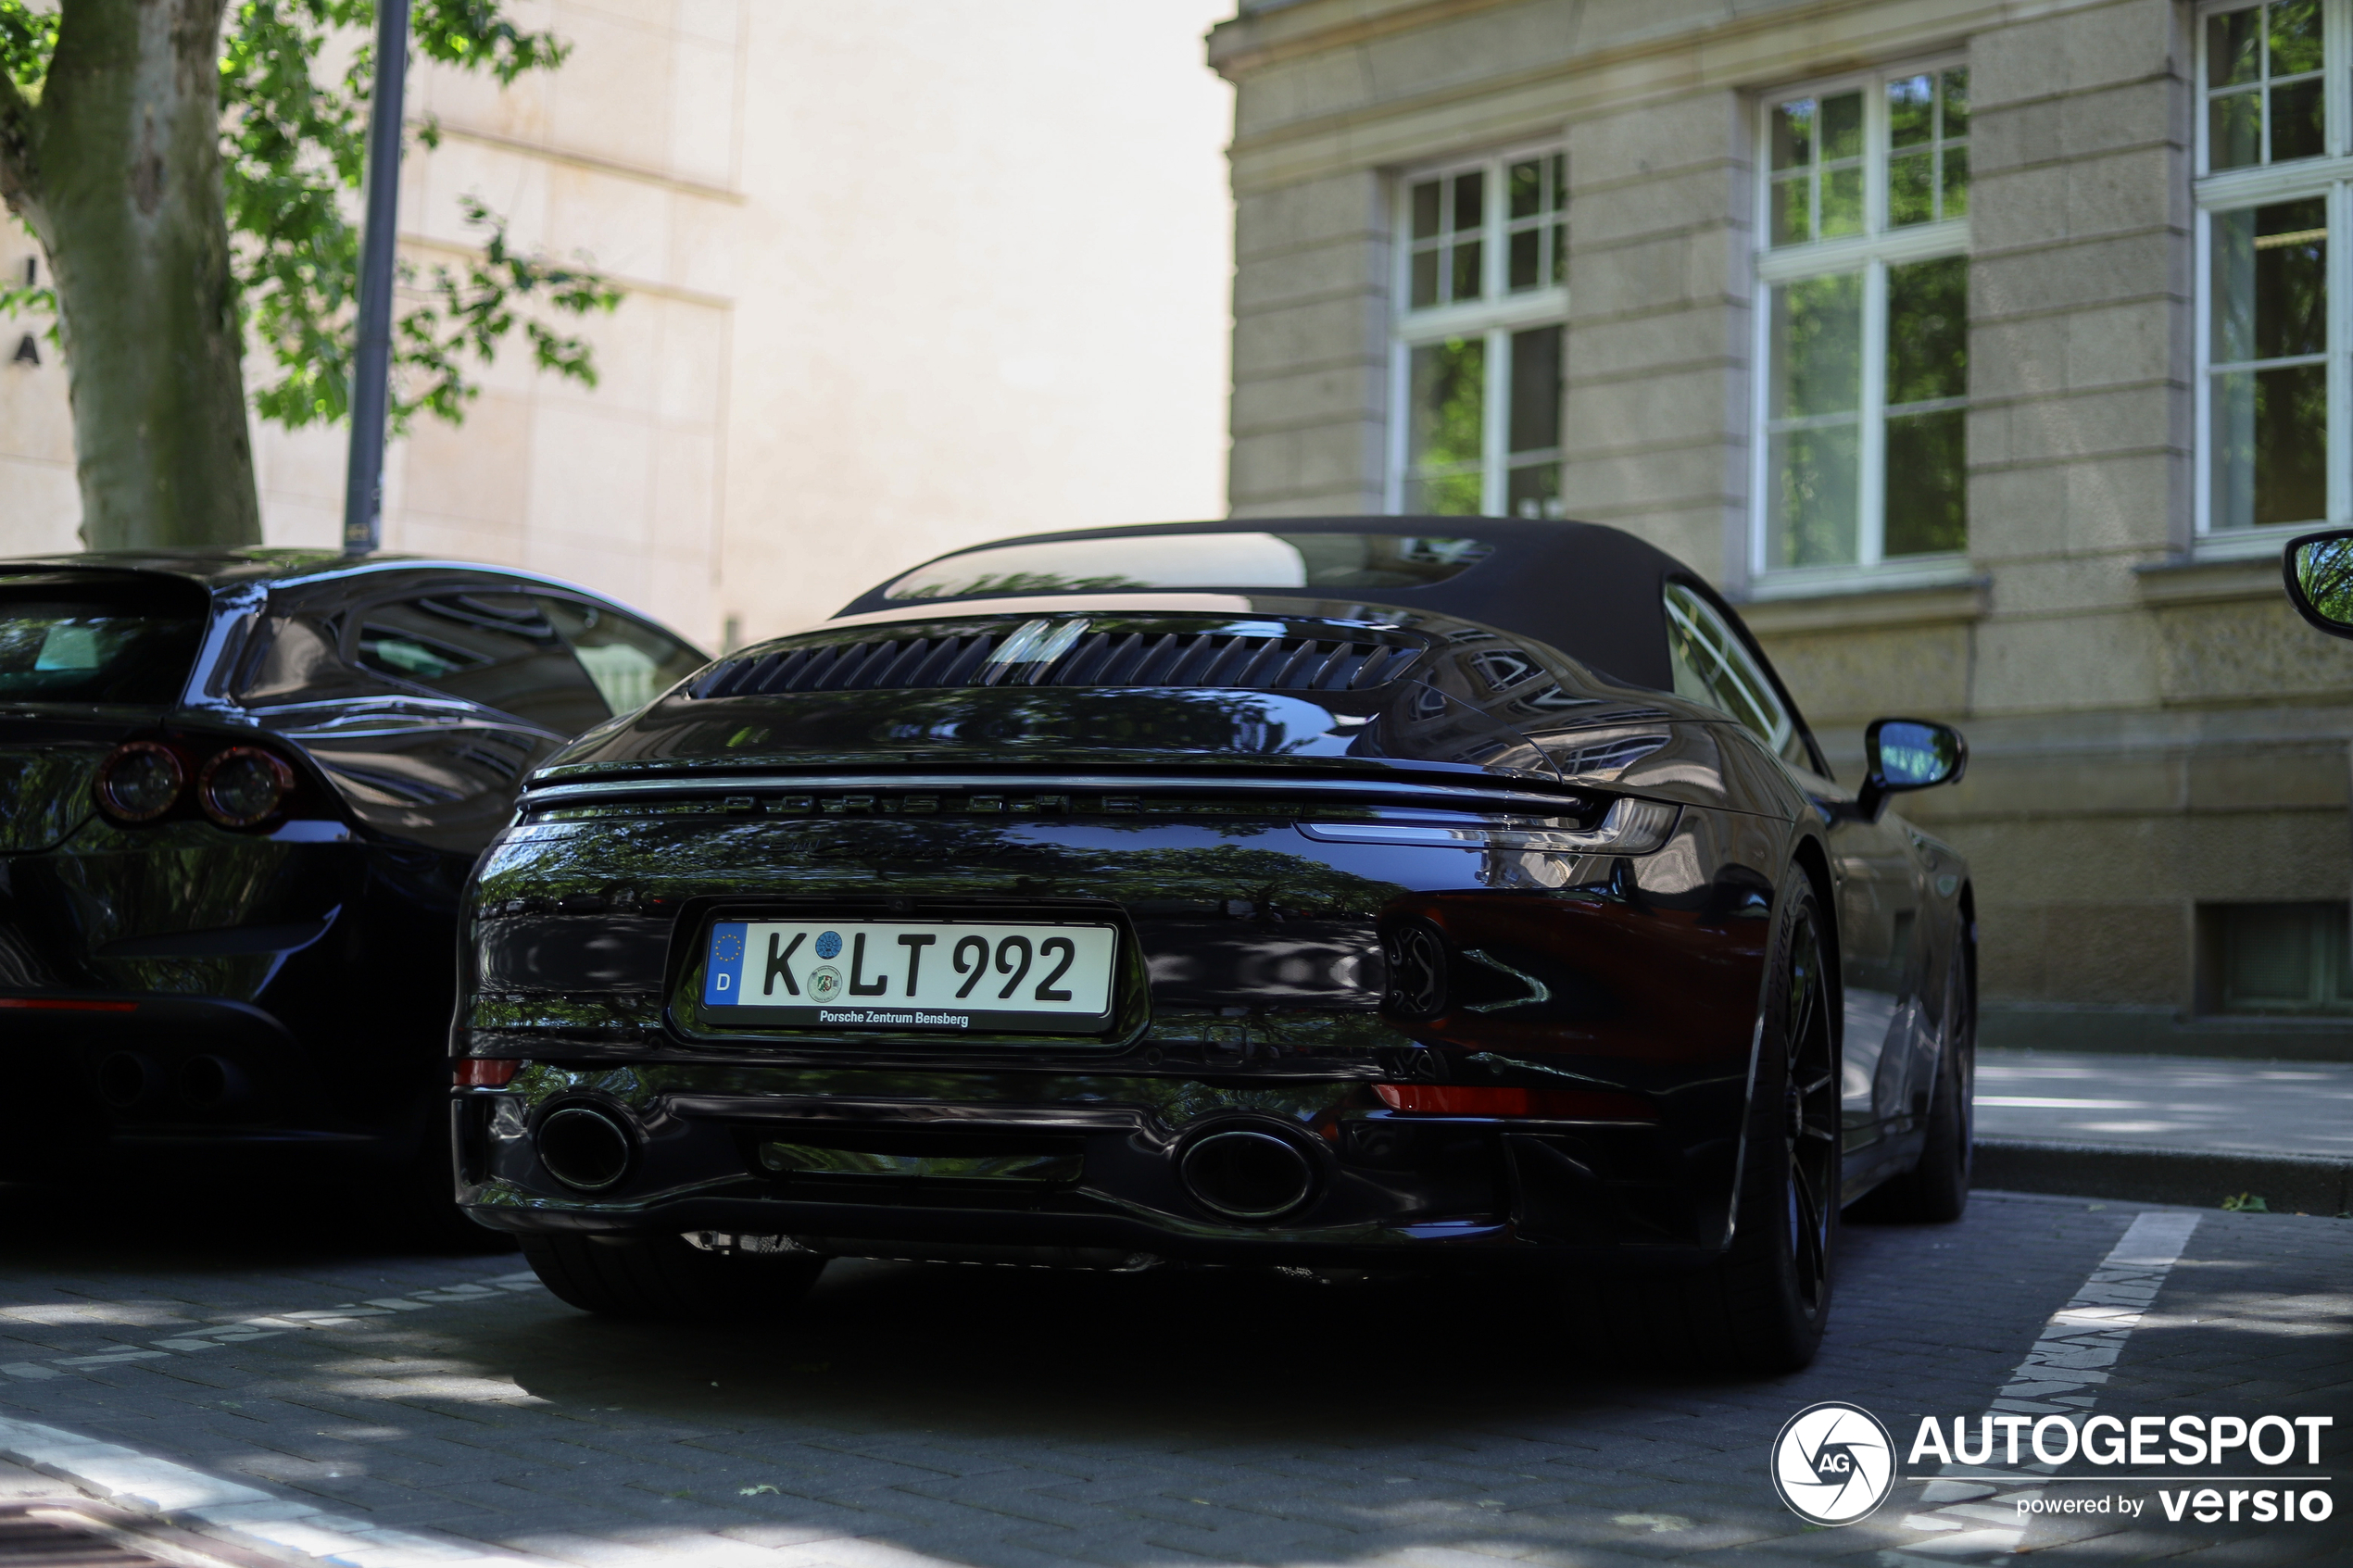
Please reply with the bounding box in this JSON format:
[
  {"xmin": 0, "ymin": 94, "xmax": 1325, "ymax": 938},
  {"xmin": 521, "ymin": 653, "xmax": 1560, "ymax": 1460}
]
[
  {"xmin": 1941, "ymin": 68, "xmax": 1969, "ymax": 137},
  {"xmin": 1509, "ymin": 228, "xmax": 1541, "ymax": 292},
  {"xmin": 1888, "ymin": 74, "xmax": 1933, "ymax": 148},
  {"xmin": 1411, "ymin": 181, "xmax": 1442, "ymax": 241},
  {"xmin": 1663, "ymin": 583, "xmax": 1800, "ymax": 759},
  {"xmin": 1887, "ymin": 255, "xmax": 1968, "ymax": 405},
  {"xmin": 2208, "ymin": 6, "xmax": 2261, "ymax": 87},
  {"xmin": 2213, "ymin": 902, "xmax": 2352, "ymax": 1012},
  {"xmin": 1408, "ymin": 337, "xmax": 1485, "ymax": 470},
  {"xmin": 2271, "ymin": 77, "xmax": 2324, "ymax": 159},
  {"xmin": 1771, "ymin": 99, "xmax": 1815, "ymax": 170},
  {"xmin": 1889, "ymin": 150, "xmax": 1933, "ymax": 227},
  {"xmin": 1770, "ymin": 273, "xmax": 1862, "ymax": 419},
  {"xmin": 1884, "ymin": 409, "xmax": 1967, "ymax": 556},
  {"xmin": 1550, "ymin": 222, "xmax": 1567, "ymax": 284},
  {"xmin": 2213, "ymin": 198, "xmax": 2326, "ymax": 363},
  {"xmin": 1451, "ymin": 239, "xmax": 1482, "ymax": 302},
  {"xmin": 1768, "ymin": 425, "xmax": 1861, "ymax": 568},
  {"xmin": 1940, "ymin": 144, "xmax": 1969, "ymax": 218},
  {"xmin": 1404, "ymin": 472, "xmax": 1485, "ymax": 516},
  {"xmin": 1822, "ymin": 91, "xmax": 1864, "ymax": 159},
  {"xmin": 1410, "ymin": 250, "xmax": 1440, "ymax": 309},
  {"xmin": 1508, "ymin": 326, "xmax": 1563, "ymax": 453},
  {"xmin": 2211, "ymin": 362, "xmax": 2327, "ymax": 528},
  {"xmin": 1550, "ymin": 153, "xmax": 1567, "ymax": 211},
  {"xmin": 1771, "ymin": 175, "xmax": 1811, "ymax": 245},
  {"xmin": 2210, "ymin": 89, "xmax": 2262, "ymax": 168},
  {"xmin": 1508, "ymin": 160, "xmax": 1542, "ymax": 220},
  {"xmin": 2271, "ymin": 0, "xmax": 2322, "ymax": 74},
  {"xmin": 1453, "ymin": 171, "xmax": 1483, "ymax": 232},
  {"xmin": 1506, "ymin": 461, "xmax": 1561, "ymax": 521},
  {"xmin": 1821, "ymin": 166, "xmax": 1863, "ymax": 237}
]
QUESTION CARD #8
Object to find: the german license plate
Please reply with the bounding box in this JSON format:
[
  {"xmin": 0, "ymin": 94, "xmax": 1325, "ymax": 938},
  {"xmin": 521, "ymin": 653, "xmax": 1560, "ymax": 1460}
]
[{"xmin": 699, "ymin": 919, "xmax": 1118, "ymax": 1033}]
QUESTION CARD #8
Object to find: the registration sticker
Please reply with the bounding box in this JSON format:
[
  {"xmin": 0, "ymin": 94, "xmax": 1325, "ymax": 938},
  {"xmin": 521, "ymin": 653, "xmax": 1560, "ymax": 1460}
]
[{"xmin": 700, "ymin": 918, "xmax": 1118, "ymax": 1033}]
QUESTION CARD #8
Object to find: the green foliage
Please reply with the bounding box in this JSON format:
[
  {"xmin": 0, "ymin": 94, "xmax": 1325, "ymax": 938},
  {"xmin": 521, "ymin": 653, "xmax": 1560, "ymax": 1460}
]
[{"xmin": 0, "ymin": 0, "xmax": 618, "ymax": 433}]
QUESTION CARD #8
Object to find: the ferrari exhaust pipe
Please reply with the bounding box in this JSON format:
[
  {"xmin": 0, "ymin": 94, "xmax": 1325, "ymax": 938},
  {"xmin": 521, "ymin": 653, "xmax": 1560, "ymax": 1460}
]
[
  {"xmin": 94, "ymin": 1052, "xmax": 156, "ymax": 1110},
  {"xmin": 1178, "ymin": 1127, "xmax": 1315, "ymax": 1221}
]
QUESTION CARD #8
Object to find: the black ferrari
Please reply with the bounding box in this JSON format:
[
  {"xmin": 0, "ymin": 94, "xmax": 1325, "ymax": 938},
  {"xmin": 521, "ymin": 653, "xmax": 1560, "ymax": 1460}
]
[
  {"xmin": 0, "ymin": 551, "xmax": 704, "ymax": 1215},
  {"xmin": 454, "ymin": 519, "xmax": 1973, "ymax": 1369}
]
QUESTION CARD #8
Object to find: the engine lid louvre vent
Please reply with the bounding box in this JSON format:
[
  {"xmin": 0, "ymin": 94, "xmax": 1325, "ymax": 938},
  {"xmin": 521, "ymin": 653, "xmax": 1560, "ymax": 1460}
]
[{"xmin": 691, "ymin": 628, "xmax": 1421, "ymax": 699}]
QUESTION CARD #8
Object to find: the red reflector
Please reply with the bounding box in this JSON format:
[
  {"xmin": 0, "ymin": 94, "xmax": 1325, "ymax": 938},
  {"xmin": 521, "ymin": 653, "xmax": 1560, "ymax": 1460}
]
[
  {"xmin": 454, "ymin": 1060, "xmax": 522, "ymax": 1087},
  {"xmin": 1375, "ymin": 1084, "xmax": 1655, "ymax": 1121},
  {"xmin": 0, "ymin": 997, "xmax": 137, "ymax": 1013}
]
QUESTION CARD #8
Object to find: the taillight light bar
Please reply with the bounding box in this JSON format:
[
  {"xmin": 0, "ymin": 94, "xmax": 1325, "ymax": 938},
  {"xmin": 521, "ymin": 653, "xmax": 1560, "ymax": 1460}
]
[
  {"xmin": 1375, "ymin": 1084, "xmax": 1656, "ymax": 1121},
  {"xmin": 454, "ymin": 1060, "xmax": 522, "ymax": 1087}
]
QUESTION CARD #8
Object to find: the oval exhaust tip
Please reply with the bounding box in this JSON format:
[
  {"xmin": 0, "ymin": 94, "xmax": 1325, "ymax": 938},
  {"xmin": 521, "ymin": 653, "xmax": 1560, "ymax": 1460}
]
[
  {"xmin": 1178, "ymin": 1128, "xmax": 1315, "ymax": 1221},
  {"xmin": 537, "ymin": 1106, "xmax": 634, "ymax": 1192}
]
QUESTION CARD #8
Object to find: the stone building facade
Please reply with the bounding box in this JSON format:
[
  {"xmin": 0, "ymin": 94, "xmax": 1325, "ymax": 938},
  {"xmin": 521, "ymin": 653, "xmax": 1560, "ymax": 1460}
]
[
  {"xmin": 0, "ymin": 2, "xmax": 1232, "ymax": 649},
  {"xmin": 1209, "ymin": 0, "xmax": 2353, "ymax": 1050}
]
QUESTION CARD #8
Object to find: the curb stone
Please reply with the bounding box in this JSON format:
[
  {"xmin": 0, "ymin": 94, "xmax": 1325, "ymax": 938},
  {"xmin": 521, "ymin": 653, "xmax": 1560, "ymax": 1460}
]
[{"xmin": 1973, "ymin": 1136, "xmax": 2353, "ymax": 1213}]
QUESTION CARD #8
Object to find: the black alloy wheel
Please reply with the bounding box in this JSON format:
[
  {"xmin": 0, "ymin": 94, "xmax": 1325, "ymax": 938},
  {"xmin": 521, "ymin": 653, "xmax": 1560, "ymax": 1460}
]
[
  {"xmin": 1582, "ymin": 877, "xmax": 1840, "ymax": 1373},
  {"xmin": 1779, "ymin": 903, "xmax": 1840, "ymax": 1315}
]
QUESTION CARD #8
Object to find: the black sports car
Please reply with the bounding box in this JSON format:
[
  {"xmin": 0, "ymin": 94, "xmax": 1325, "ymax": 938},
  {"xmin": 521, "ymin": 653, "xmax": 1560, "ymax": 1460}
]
[
  {"xmin": 0, "ymin": 551, "xmax": 705, "ymax": 1210},
  {"xmin": 454, "ymin": 520, "xmax": 1972, "ymax": 1369}
]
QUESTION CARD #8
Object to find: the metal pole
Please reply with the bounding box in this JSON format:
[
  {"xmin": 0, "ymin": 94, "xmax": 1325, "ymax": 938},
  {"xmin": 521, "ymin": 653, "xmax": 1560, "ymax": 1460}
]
[{"xmin": 341, "ymin": 0, "xmax": 410, "ymax": 556}]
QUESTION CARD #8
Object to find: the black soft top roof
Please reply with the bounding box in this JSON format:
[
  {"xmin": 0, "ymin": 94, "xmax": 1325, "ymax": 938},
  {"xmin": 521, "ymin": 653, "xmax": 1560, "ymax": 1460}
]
[{"xmin": 836, "ymin": 518, "xmax": 1694, "ymax": 692}]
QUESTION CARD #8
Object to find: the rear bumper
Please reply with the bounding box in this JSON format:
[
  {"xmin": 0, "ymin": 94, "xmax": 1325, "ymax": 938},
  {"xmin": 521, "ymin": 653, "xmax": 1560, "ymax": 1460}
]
[
  {"xmin": 0, "ymin": 991, "xmax": 424, "ymax": 1172},
  {"xmin": 452, "ymin": 1064, "xmax": 1737, "ymax": 1268}
]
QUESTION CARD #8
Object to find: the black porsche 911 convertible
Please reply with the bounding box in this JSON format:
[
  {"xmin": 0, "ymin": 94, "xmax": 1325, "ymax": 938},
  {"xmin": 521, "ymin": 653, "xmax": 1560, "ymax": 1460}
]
[
  {"xmin": 0, "ymin": 551, "xmax": 704, "ymax": 1211},
  {"xmin": 454, "ymin": 519, "xmax": 1973, "ymax": 1369}
]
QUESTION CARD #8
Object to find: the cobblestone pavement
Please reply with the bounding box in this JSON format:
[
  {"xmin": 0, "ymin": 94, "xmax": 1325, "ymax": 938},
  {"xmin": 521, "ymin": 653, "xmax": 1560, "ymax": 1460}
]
[
  {"xmin": 0, "ymin": 1189, "xmax": 2342, "ymax": 1566},
  {"xmin": 1975, "ymin": 1051, "xmax": 2353, "ymax": 1158}
]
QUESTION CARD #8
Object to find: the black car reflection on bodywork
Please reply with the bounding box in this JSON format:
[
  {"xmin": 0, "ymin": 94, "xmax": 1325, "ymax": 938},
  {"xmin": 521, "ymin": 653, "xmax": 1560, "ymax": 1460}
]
[
  {"xmin": 0, "ymin": 551, "xmax": 704, "ymax": 1198},
  {"xmin": 455, "ymin": 520, "xmax": 1972, "ymax": 1369}
]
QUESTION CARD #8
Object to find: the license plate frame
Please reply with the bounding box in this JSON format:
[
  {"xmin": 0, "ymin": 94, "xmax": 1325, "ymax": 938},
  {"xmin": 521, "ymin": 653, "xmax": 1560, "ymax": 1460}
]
[{"xmin": 696, "ymin": 915, "xmax": 1120, "ymax": 1034}]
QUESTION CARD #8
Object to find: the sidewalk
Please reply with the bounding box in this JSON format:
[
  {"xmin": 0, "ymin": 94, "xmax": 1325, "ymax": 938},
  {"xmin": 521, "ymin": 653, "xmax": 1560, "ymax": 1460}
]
[{"xmin": 1972, "ymin": 1047, "xmax": 2353, "ymax": 1211}]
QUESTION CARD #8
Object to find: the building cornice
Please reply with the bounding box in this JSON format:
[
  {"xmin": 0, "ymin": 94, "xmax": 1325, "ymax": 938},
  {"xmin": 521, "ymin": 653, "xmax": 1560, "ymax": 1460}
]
[{"xmin": 1213, "ymin": 0, "xmax": 2156, "ymax": 182}]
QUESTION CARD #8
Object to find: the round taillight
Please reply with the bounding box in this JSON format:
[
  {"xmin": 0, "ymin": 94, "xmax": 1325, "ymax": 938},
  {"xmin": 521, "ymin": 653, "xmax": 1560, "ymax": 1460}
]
[
  {"xmin": 94, "ymin": 742, "xmax": 186, "ymax": 823},
  {"xmin": 196, "ymin": 746, "xmax": 295, "ymax": 829}
]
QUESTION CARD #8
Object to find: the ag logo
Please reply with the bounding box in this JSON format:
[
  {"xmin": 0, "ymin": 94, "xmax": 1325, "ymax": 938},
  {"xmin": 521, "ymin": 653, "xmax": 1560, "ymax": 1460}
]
[
  {"xmin": 1769, "ymin": 1401, "xmax": 1895, "ymax": 1525},
  {"xmin": 808, "ymin": 965, "xmax": 844, "ymax": 1002}
]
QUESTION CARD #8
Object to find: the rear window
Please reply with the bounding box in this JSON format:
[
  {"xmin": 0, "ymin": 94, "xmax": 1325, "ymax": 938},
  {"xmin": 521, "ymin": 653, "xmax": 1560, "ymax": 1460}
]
[
  {"xmin": 0, "ymin": 574, "xmax": 207, "ymax": 704},
  {"xmin": 883, "ymin": 533, "xmax": 1493, "ymax": 601}
]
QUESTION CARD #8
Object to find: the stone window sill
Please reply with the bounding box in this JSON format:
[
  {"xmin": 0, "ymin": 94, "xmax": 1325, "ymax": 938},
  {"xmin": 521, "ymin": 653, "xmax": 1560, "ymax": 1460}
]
[
  {"xmin": 1733, "ymin": 572, "xmax": 1990, "ymax": 636},
  {"xmin": 2135, "ymin": 550, "xmax": 2287, "ymax": 608}
]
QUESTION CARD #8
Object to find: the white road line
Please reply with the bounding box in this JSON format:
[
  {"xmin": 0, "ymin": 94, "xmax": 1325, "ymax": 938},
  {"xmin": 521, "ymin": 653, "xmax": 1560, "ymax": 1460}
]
[
  {"xmin": 0, "ymin": 1414, "xmax": 569, "ymax": 1567},
  {"xmin": 0, "ymin": 1272, "xmax": 543, "ymax": 1383},
  {"xmin": 1889, "ymin": 1210, "xmax": 2202, "ymax": 1560}
]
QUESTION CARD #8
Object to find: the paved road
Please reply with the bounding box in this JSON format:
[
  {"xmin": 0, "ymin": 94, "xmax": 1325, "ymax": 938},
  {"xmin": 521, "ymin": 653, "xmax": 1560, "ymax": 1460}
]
[
  {"xmin": 0, "ymin": 1186, "xmax": 2343, "ymax": 1566},
  {"xmin": 1975, "ymin": 1049, "xmax": 2353, "ymax": 1158}
]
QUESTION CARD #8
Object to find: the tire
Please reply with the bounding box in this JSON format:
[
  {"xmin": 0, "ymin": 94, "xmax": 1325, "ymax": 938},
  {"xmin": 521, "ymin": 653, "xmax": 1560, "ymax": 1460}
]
[
  {"xmin": 521, "ymin": 1232, "xmax": 827, "ymax": 1321},
  {"xmin": 1865, "ymin": 957, "xmax": 1974, "ymax": 1223},
  {"xmin": 1587, "ymin": 878, "xmax": 1840, "ymax": 1374}
]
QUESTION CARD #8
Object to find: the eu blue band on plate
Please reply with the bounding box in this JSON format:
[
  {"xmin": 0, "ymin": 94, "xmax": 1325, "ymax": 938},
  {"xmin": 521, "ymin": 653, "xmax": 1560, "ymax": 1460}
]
[{"xmin": 704, "ymin": 922, "xmax": 748, "ymax": 1006}]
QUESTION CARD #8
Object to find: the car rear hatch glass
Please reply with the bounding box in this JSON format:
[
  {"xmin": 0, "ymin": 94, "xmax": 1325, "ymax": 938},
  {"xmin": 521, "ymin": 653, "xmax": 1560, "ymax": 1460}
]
[
  {"xmin": 0, "ymin": 571, "xmax": 207, "ymax": 706},
  {"xmin": 0, "ymin": 571, "xmax": 209, "ymax": 851}
]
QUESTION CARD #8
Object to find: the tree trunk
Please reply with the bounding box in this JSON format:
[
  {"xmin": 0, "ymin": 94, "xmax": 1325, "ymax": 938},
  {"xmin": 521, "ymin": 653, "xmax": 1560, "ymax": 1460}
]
[{"xmin": 23, "ymin": 0, "xmax": 260, "ymax": 550}]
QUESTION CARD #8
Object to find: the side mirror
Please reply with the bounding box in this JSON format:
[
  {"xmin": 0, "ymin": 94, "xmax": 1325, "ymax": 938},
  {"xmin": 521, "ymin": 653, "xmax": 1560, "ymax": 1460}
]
[
  {"xmin": 1857, "ymin": 717, "xmax": 1967, "ymax": 822},
  {"xmin": 2284, "ymin": 529, "xmax": 2353, "ymax": 638}
]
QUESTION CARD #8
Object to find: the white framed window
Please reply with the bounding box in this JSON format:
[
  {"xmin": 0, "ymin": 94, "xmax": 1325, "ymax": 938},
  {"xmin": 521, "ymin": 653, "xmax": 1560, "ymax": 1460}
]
[
  {"xmin": 2195, "ymin": 0, "xmax": 2344, "ymax": 541},
  {"xmin": 1389, "ymin": 147, "xmax": 1568, "ymax": 519},
  {"xmin": 1751, "ymin": 63, "xmax": 1971, "ymax": 582}
]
